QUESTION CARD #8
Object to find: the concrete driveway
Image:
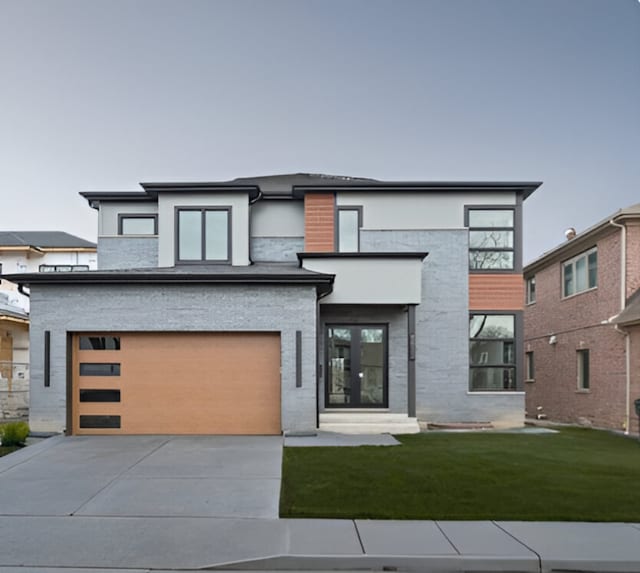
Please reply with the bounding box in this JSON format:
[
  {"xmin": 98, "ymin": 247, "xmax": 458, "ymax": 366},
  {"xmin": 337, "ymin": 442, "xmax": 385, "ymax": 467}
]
[{"xmin": 0, "ymin": 434, "xmax": 283, "ymax": 518}]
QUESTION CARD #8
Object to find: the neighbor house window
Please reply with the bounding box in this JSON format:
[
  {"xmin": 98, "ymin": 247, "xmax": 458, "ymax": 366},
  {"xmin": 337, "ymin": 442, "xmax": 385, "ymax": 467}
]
[
  {"xmin": 563, "ymin": 248, "xmax": 597, "ymax": 298},
  {"xmin": 525, "ymin": 351, "xmax": 534, "ymax": 381},
  {"xmin": 469, "ymin": 314, "xmax": 516, "ymax": 391},
  {"xmin": 468, "ymin": 208, "xmax": 515, "ymax": 270},
  {"xmin": 337, "ymin": 208, "xmax": 361, "ymax": 252},
  {"xmin": 118, "ymin": 214, "xmax": 157, "ymax": 235},
  {"xmin": 176, "ymin": 208, "xmax": 230, "ymax": 262},
  {"xmin": 39, "ymin": 265, "xmax": 90, "ymax": 272},
  {"xmin": 577, "ymin": 349, "xmax": 590, "ymax": 390},
  {"xmin": 526, "ymin": 277, "xmax": 536, "ymax": 304}
]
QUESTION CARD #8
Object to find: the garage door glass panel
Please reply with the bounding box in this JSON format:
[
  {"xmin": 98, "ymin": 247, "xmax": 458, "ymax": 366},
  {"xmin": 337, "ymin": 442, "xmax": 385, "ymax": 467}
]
[
  {"xmin": 79, "ymin": 363, "xmax": 121, "ymax": 376},
  {"xmin": 79, "ymin": 336, "xmax": 120, "ymax": 350},
  {"xmin": 178, "ymin": 211, "xmax": 202, "ymax": 260},
  {"xmin": 79, "ymin": 415, "xmax": 121, "ymax": 429},
  {"xmin": 79, "ymin": 389, "xmax": 121, "ymax": 402}
]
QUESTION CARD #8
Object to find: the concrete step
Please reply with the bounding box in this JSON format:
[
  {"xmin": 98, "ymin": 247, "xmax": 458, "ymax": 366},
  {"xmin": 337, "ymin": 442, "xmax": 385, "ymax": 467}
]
[{"xmin": 319, "ymin": 412, "xmax": 420, "ymax": 434}]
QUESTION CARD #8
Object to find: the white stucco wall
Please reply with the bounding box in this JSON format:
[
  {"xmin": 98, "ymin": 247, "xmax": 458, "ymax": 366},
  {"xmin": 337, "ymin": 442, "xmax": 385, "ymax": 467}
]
[
  {"xmin": 157, "ymin": 193, "xmax": 250, "ymax": 266},
  {"xmin": 336, "ymin": 191, "xmax": 516, "ymax": 230},
  {"xmin": 250, "ymin": 200, "xmax": 304, "ymax": 238}
]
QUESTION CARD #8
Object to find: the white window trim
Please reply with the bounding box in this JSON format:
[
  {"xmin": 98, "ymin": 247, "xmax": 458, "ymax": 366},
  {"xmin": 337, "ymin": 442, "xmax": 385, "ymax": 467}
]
[{"xmin": 562, "ymin": 247, "xmax": 597, "ymax": 299}]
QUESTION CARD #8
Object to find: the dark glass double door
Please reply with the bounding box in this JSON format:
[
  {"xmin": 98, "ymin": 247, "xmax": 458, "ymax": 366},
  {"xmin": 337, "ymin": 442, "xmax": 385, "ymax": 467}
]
[{"xmin": 326, "ymin": 325, "xmax": 387, "ymax": 408}]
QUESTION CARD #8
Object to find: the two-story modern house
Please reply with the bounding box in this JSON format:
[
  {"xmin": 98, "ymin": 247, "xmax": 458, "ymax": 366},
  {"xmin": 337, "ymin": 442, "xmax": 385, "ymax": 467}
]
[
  {"xmin": 0, "ymin": 231, "xmax": 97, "ymax": 421},
  {"xmin": 4, "ymin": 174, "xmax": 540, "ymax": 435},
  {"xmin": 523, "ymin": 204, "xmax": 640, "ymax": 434}
]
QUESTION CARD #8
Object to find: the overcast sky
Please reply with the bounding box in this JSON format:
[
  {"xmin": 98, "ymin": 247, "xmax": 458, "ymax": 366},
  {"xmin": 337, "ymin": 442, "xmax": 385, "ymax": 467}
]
[{"xmin": 1, "ymin": 0, "xmax": 638, "ymax": 263}]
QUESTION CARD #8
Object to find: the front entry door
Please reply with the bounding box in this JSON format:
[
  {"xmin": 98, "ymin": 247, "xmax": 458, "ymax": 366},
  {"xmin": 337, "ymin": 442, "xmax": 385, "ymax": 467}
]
[{"xmin": 326, "ymin": 325, "xmax": 388, "ymax": 408}]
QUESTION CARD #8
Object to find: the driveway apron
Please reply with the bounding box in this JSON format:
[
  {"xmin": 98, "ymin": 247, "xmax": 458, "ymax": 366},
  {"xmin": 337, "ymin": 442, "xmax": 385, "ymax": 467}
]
[{"xmin": 0, "ymin": 435, "xmax": 283, "ymax": 518}]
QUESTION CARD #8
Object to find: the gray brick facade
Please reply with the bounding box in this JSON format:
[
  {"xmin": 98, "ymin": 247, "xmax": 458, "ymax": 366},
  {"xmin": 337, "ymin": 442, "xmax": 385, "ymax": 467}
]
[
  {"xmin": 28, "ymin": 284, "xmax": 317, "ymax": 434},
  {"xmin": 361, "ymin": 229, "xmax": 524, "ymax": 426},
  {"xmin": 250, "ymin": 237, "xmax": 304, "ymax": 263},
  {"xmin": 98, "ymin": 237, "xmax": 158, "ymax": 269}
]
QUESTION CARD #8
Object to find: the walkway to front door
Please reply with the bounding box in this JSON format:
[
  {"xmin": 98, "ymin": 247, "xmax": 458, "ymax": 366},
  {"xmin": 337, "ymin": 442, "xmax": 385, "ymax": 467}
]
[{"xmin": 326, "ymin": 324, "xmax": 388, "ymax": 408}]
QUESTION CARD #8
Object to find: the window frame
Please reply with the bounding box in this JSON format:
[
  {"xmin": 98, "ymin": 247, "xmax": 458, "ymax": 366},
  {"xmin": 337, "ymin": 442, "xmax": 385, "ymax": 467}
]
[
  {"xmin": 335, "ymin": 206, "xmax": 363, "ymax": 253},
  {"xmin": 469, "ymin": 312, "xmax": 520, "ymax": 392},
  {"xmin": 577, "ymin": 349, "xmax": 590, "ymax": 391},
  {"xmin": 175, "ymin": 206, "xmax": 232, "ymax": 264},
  {"xmin": 562, "ymin": 247, "xmax": 597, "ymax": 299},
  {"xmin": 465, "ymin": 204, "xmax": 521, "ymax": 273},
  {"xmin": 525, "ymin": 351, "xmax": 535, "ymax": 382},
  {"xmin": 117, "ymin": 213, "xmax": 158, "ymax": 236},
  {"xmin": 526, "ymin": 276, "xmax": 536, "ymax": 304}
]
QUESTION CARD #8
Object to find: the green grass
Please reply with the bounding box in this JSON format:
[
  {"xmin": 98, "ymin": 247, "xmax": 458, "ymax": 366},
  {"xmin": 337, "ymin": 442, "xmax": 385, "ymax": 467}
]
[
  {"xmin": 0, "ymin": 446, "xmax": 19, "ymax": 457},
  {"xmin": 280, "ymin": 428, "xmax": 640, "ymax": 521}
]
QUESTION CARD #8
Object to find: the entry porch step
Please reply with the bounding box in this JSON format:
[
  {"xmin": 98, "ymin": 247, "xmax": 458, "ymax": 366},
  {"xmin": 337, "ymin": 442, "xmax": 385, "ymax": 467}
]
[{"xmin": 319, "ymin": 412, "xmax": 420, "ymax": 435}]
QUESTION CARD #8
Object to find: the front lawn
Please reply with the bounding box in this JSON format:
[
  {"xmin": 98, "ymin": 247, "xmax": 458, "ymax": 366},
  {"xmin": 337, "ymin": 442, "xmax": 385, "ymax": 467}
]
[
  {"xmin": 0, "ymin": 446, "xmax": 19, "ymax": 457},
  {"xmin": 280, "ymin": 428, "xmax": 640, "ymax": 521}
]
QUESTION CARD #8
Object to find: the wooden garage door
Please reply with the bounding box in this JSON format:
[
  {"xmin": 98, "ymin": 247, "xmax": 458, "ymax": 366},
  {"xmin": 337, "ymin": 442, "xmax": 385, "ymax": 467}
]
[{"xmin": 71, "ymin": 332, "xmax": 281, "ymax": 435}]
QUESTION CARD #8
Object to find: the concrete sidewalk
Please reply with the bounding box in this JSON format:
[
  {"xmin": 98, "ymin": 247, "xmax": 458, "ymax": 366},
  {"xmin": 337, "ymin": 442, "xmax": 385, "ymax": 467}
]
[
  {"xmin": 0, "ymin": 517, "xmax": 639, "ymax": 572},
  {"xmin": 1, "ymin": 436, "xmax": 639, "ymax": 572}
]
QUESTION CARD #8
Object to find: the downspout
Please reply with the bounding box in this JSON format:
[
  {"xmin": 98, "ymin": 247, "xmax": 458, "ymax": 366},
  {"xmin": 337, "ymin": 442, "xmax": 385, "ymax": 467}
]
[
  {"xmin": 18, "ymin": 284, "xmax": 30, "ymax": 298},
  {"xmin": 610, "ymin": 217, "xmax": 630, "ymax": 434}
]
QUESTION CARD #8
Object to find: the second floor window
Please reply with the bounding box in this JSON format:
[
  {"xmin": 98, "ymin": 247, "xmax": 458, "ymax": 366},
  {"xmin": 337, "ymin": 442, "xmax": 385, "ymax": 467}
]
[
  {"xmin": 468, "ymin": 208, "xmax": 515, "ymax": 270},
  {"xmin": 119, "ymin": 215, "xmax": 157, "ymax": 235},
  {"xmin": 563, "ymin": 248, "xmax": 597, "ymax": 298},
  {"xmin": 337, "ymin": 208, "xmax": 361, "ymax": 252},
  {"xmin": 177, "ymin": 208, "xmax": 230, "ymax": 263},
  {"xmin": 526, "ymin": 276, "xmax": 536, "ymax": 304}
]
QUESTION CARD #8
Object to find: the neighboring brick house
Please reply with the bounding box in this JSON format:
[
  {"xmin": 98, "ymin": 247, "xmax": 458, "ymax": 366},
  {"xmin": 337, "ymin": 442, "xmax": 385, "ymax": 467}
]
[
  {"xmin": 3, "ymin": 174, "xmax": 540, "ymax": 435},
  {"xmin": 523, "ymin": 204, "xmax": 640, "ymax": 433},
  {"xmin": 0, "ymin": 232, "xmax": 97, "ymax": 421}
]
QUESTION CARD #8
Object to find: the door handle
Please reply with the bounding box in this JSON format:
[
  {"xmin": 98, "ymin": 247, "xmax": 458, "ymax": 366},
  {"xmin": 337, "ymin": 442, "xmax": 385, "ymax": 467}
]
[{"xmin": 358, "ymin": 372, "xmax": 364, "ymax": 378}]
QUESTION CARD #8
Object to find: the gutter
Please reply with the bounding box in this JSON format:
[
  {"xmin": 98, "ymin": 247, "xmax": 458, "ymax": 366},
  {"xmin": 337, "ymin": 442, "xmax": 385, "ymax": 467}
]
[{"xmin": 609, "ymin": 217, "xmax": 630, "ymax": 435}]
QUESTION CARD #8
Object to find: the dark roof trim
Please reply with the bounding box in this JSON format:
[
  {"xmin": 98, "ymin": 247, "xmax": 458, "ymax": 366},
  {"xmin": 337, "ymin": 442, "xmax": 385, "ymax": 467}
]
[
  {"xmin": 297, "ymin": 251, "xmax": 429, "ymax": 262},
  {"xmin": 292, "ymin": 182, "xmax": 542, "ymax": 200},
  {"xmin": 2, "ymin": 271, "xmax": 335, "ymax": 294}
]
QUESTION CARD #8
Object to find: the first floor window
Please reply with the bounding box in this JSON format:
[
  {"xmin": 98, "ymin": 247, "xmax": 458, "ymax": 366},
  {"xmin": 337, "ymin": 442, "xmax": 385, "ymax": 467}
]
[
  {"xmin": 577, "ymin": 349, "xmax": 590, "ymax": 390},
  {"xmin": 469, "ymin": 314, "xmax": 516, "ymax": 391},
  {"xmin": 177, "ymin": 208, "xmax": 230, "ymax": 262},
  {"xmin": 525, "ymin": 351, "xmax": 534, "ymax": 381}
]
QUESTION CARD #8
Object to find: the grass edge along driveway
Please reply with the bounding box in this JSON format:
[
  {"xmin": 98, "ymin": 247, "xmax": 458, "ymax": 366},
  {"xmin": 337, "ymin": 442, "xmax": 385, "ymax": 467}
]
[{"xmin": 280, "ymin": 428, "xmax": 640, "ymax": 521}]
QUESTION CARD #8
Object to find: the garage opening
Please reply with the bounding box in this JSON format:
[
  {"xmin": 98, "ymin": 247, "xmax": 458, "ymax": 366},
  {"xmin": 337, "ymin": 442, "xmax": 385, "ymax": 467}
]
[{"xmin": 71, "ymin": 332, "xmax": 281, "ymax": 435}]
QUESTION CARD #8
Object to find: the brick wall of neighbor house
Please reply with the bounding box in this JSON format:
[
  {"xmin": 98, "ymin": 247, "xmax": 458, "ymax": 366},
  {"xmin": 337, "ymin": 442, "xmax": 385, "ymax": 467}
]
[
  {"xmin": 28, "ymin": 284, "xmax": 318, "ymax": 434},
  {"xmin": 525, "ymin": 229, "xmax": 627, "ymax": 430},
  {"xmin": 304, "ymin": 193, "xmax": 335, "ymax": 252},
  {"xmin": 625, "ymin": 221, "xmax": 640, "ymax": 298},
  {"xmin": 97, "ymin": 237, "xmax": 159, "ymax": 269},
  {"xmin": 361, "ymin": 229, "xmax": 525, "ymax": 427}
]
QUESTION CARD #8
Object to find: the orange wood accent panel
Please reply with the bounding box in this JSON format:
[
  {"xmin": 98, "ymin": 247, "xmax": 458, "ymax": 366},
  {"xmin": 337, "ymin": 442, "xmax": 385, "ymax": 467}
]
[
  {"xmin": 72, "ymin": 332, "xmax": 281, "ymax": 435},
  {"xmin": 304, "ymin": 193, "xmax": 335, "ymax": 252},
  {"xmin": 469, "ymin": 274, "xmax": 525, "ymax": 311}
]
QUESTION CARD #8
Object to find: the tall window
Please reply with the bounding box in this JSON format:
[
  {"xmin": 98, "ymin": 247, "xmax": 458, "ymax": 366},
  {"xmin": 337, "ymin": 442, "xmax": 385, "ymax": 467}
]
[
  {"xmin": 563, "ymin": 248, "xmax": 597, "ymax": 298},
  {"xmin": 177, "ymin": 208, "xmax": 230, "ymax": 262},
  {"xmin": 525, "ymin": 351, "xmax": 535, "ymax": 381},
  {"xmin": 526, "ymin": 277, "xmax": 536, "ymax": 304},
  {"xmin": 337, "ymin": 208, "xmax": 361, "ymax": 252},
  {"xmin": 468, "ymin": 209, "xmax": 515, "ymax": 270},
  {"xmin": 577, "ymin": 349, "xmax": 590, "ymax": 390},
  {"xmin": 469, "ymin": 314, "xmax": 516, "ymax": 391}
]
